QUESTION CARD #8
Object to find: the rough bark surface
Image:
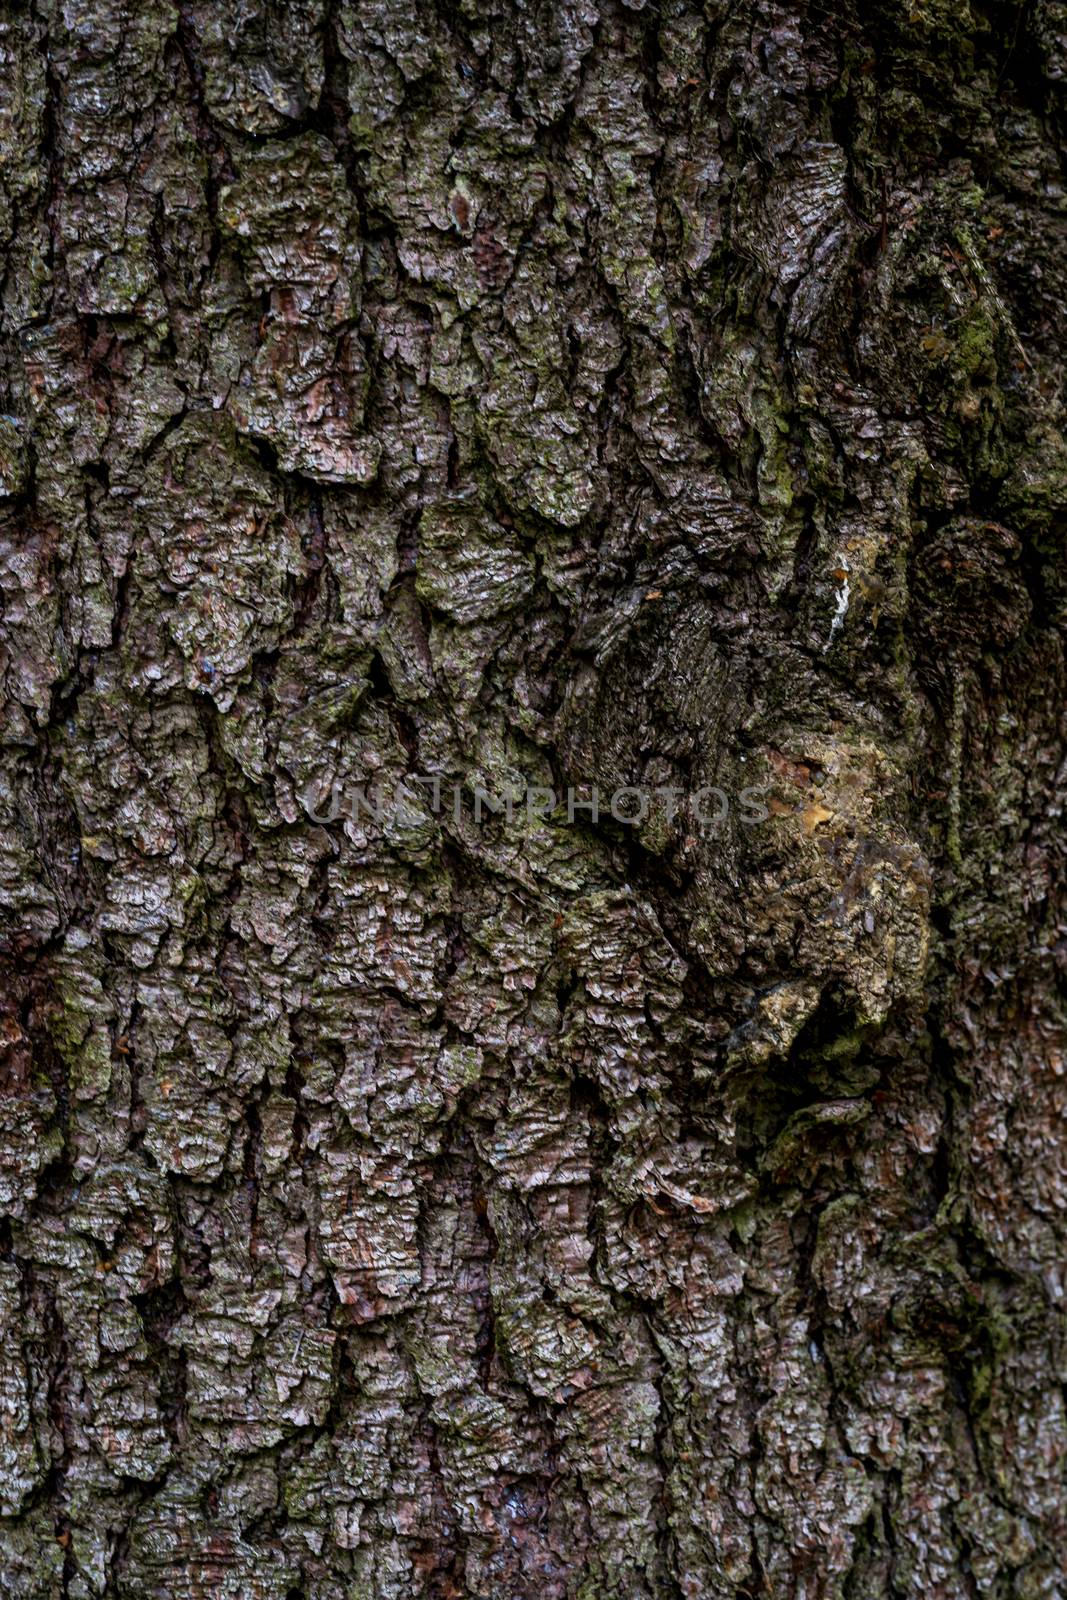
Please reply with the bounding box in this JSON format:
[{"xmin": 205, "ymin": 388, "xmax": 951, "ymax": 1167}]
[{"xmin": 0, "ymin": 0, "xmax": 1065, "ymax": 1595}]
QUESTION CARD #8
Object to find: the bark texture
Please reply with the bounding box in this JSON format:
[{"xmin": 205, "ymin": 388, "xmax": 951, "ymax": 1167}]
[{"xmin": 0, "ymin": 0, "xmax": 1065, "ymax": 1595}]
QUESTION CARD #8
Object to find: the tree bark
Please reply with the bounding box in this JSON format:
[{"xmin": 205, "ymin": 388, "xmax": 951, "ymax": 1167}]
[{"xmin": 0, "ymin": 0, "xmax": 1065, "ymax": 1595}]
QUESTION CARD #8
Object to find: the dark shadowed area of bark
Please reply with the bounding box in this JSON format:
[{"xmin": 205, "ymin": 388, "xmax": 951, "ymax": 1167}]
[{"xmin": 0, "ymin": 0, "xmax": 1065, "ymax": 1595}]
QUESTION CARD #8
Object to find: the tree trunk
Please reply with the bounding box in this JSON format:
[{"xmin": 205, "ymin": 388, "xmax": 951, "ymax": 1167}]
[{"xmin": 0, "ymin": 0, "xmax": 1064, "ymax": 1595}]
